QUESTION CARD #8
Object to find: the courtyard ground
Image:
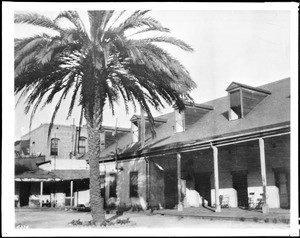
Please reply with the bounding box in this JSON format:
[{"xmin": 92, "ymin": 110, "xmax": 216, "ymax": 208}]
[{"xmin": 12, "ymin": 207, "xmax": 296, "ymax": 236}]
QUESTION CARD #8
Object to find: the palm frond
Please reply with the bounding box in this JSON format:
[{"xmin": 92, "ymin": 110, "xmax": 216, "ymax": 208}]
[
  {"xmin": 55, "ymin": 11, "xmax": 86, "ymax": 33},
  {"xmin": 67, "ymin": 76, "xmax": 82, "ymax": 119},
  {"xmin": 107, "ymin": 10, "xmax": 126, "ymax": 30},
  {"xmin": 115, "ymin": 14, "xmax": 168, "ymax": 35},
  {"xmin": 15, "ymin": 12, "xmax": 63, "ymax": 32},
  {"xmin": 47, "ymin": 89, "xmax": 68, "ymax": 141},
  {"xmin": 135, "ymin": 37, "xmax": 194, "ymax": 52},
  {"xmin": 127, "ymin": 26, "xmax": 170, "ymax": 38}
]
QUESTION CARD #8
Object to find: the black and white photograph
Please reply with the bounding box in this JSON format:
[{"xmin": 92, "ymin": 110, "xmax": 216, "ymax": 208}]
[{"xmin": 2, "ymin": 2, "xmax": 299, "ymax": 237}]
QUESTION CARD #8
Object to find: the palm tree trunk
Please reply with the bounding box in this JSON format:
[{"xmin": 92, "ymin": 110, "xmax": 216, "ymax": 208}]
[{"xmin": 86, "ymin": 114, "xmax": 105, "ymax": 225}]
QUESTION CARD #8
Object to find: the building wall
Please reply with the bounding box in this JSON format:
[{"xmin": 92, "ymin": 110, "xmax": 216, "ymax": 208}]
[
  {"xmin": 74, "ymin": 190, "xmax": 90, "ymax": 206},
  {"xmin": 99, "ymin": 158, "xmax": 147, "ymax": 209},
  {"xmin": 21, "ymin": 124, "xmax": 83, "ymax": 160},
  {"xmin": 149, "ymin": 159, "xmax": 165, "ymax": 209}
]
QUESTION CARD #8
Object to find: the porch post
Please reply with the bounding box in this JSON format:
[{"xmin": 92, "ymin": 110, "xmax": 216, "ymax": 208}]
[
  {"xmin": 212, "ymin": 146, "xmax": 221, "ymax": 212},
  {"xmin": 77, "ymin": 187, "xmax": 79, "ymax": 207},
  {"xmin": 259, "ymin": 138, "xmax": 269, "ymax": 213},
  {"xmin": 177, "ymin": 152, "xmax": 183, "ymax": 211},
  {"xmin": 70, "ymin": 180, "xmax": 73, "ymax": 207},
  {"xmin": 40, "ymin": 181, "xmax": 43, "ymax": 207}
]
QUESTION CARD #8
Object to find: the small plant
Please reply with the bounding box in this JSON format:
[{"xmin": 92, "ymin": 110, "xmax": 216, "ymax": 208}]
[
  {"xmin": 68, "ymin": 218, "xmax": 134, "ymax": 227},
  {"xmin": 131, "ymin": 204, "xmax": 142, "ymax": 212},
  {"xmin": 69, "ymin": 219, "xmax": 83, "ymax": 226},
  {"xmin": 15, "ymin": 224, "xmax": 29, "ymax": 229},
  {"xmin": 116, "ymin": 217, "xmax": 130, "ymax": 225}
]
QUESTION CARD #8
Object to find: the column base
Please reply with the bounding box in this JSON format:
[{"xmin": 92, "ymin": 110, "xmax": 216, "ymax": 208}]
[
  {"xmin": 177, "ymin": 203, "xmax": 183, "ymax": 211},
  {"xmin": 262, "ymin": 204, "xmax": 269, "ymax": 214},
  {"xmin": 215, "ymin": 205, "xmax": 221, "ymax": 212}
]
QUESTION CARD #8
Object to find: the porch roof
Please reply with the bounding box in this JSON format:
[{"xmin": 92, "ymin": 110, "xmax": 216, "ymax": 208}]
[{"xmin": 15, "ymin": 169, "xmax": 89, "ymax": 182}]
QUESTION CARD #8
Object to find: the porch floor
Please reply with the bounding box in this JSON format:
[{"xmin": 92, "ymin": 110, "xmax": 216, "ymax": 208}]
[{"xmin": 148, "ymin": 206, "xmax": 290, "ymax": 224}]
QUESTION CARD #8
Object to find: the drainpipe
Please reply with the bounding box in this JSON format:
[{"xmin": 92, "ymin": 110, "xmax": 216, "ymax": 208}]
[
  {"xmin": 259, "ymin": 138, "xmax": 269, "ymax": 213},
  {"xmin": 211, "ymin": 143, "xmax": 221, "ymax": 212},
  {"xmin": 177, "ymin": 152, "xmax": 183, "ymax": 211},
  {"xmin": 145, "ymin": 157, "xmax": 150, "ymax": 209}
]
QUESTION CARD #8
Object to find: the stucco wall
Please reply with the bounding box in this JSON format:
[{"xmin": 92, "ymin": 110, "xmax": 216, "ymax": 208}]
[
  {"xmin": 117, "ymin": 158, "xmax": 147, "ymax": 209},
  {"xmin": 99, "ymin": 159, "xmax": 147, "ymax": 209}
]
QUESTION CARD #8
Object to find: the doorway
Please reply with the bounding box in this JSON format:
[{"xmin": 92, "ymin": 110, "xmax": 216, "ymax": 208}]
[
  {"xmin": 164, "ymin": 171, "xmax": 178, "ymax": 209},
  {"xmin": 195, "ymin": 172, "xmax": 212, "ymax": 207},
  {"xmin": 232, "ymin": 171, "xmax": 248, "ymax": 208},
  {"xmin": 19, "ymin": 183, "xmax": 31, "ymax": 207},
  {"xmin": 274, "ymin": 169, "xmax": 290, "ymax": 208}
]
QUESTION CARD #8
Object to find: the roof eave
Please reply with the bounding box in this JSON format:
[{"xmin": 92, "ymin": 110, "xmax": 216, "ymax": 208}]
[{"xmin": 100, "ymin": 122, "xmax": 290, "ymax": 161}]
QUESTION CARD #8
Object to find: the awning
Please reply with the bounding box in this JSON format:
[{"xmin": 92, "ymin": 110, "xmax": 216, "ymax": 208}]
[{"xmin": 15, "ymin": 169, "xmax": 89, "ymax": 182}]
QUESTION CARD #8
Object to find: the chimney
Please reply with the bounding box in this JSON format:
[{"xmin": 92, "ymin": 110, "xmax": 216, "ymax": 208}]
[
  {"xmin": 130, "ymin": 109, "xmax": 146, "ymax": 146},
  {"xmin": 174, "ymin": 107, "xmax": 185, "ymax": 133},
  {"xmin": 140, "ymin": 108, "xmax": 146, "ymax": 148}
]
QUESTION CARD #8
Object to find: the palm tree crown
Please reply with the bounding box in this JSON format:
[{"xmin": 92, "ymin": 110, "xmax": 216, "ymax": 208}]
[
  {"xmin": 15, "ymin": 10, "xmax": 196, "ymax": 136},
  {"xmin": 15, "ymin": 10, "xmax": 196, "ymax": 224}
]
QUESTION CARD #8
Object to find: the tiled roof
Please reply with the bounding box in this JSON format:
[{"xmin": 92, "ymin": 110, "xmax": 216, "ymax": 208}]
[{"xmin": 100, "ymin": 78, "xmax": 290, "ymax": 159}]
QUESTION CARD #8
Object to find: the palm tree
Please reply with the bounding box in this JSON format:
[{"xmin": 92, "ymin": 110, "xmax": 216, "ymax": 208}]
[{"xmin": 15, "ymin": 10, "xmax": 196, "ymax": 225}]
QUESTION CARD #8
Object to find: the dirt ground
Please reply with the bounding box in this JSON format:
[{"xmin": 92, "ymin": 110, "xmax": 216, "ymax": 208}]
[{"xmin": 14, "ymin": 208, "xmax": 291, "ymax": 231}]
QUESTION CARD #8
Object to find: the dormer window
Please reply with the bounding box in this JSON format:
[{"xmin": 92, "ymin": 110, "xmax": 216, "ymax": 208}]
[
  {"xmin": 226, "ymin": 82, "xmax": 271, "ymax": 121},
  {"xmin": 174, "ymin": 102, "xmax": 214, "ymax": 132},
  {"xmin": 130, "ymin": 115, "xmax": 167, "ymax": 143},
  {"xmin": 175, "ymin": 109, "xmax": 185, "ymax": 133},
  {"xmin": 229, "ymin": 89, "xmax": 243, "ymax": 120}
]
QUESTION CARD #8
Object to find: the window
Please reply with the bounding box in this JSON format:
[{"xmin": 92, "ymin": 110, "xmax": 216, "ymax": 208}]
[
  {"xmin": 50, "ymin": 138, "xmax": 59, "ymax": 156},
  {"xmin": 175, "ymin": 110, "xmax": 185, "ymax": 132},
  {"xmin": 229, "ymin": 90, "xmax": 242, "ymax": 120},
  {"xmin": 100, "ymin": 175, "xmax": 105, "ymax": 198},
  {"xmin": 78, "ymin": 137, "xmax": 86, "ymax": 154},
  {"xmin": 109, "ymin": 173, "xmax": 117, "ymax": 198},
  {"xmin": 130, "ymin": 171, "xmax": 138, "ymax": 197}
]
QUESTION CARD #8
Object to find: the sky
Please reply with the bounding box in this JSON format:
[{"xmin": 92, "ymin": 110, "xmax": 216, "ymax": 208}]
[{"xmin": 11, "ymin": 5, "xmax": 292, "ymax": 140}]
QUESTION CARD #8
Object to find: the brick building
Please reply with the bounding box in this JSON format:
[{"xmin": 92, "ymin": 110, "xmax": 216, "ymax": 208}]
[{"xmin": 15, "ymin": 124, "xmax": 130, "ymax": 207}]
